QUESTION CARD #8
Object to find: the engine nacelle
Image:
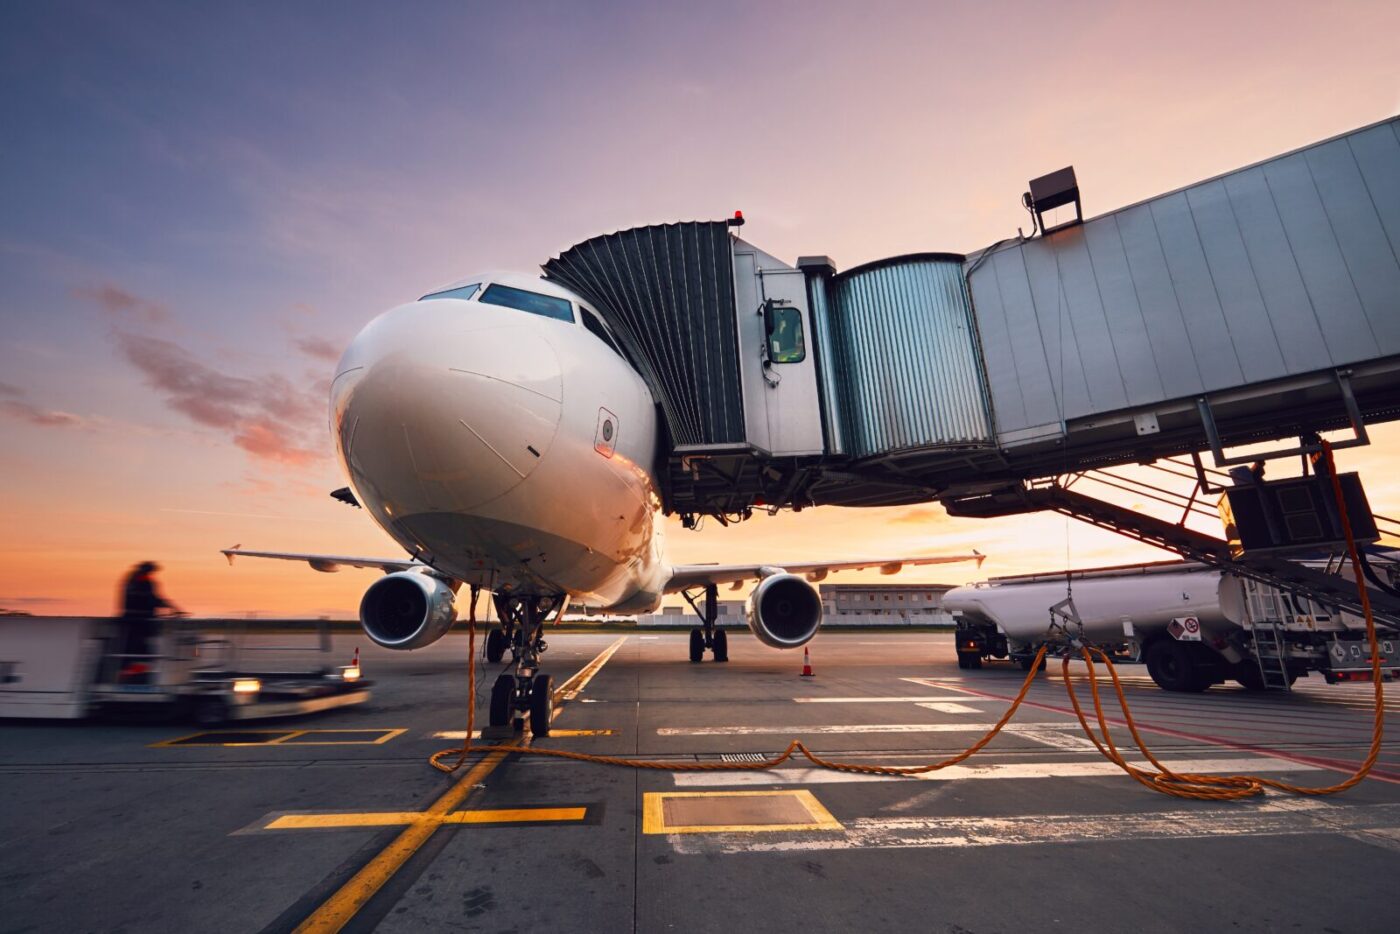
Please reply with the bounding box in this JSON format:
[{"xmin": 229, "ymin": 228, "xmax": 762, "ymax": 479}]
[
  {"xmin": 744, "ymin": 573, "xmax": 823, "ymax": 649},
  {"xmin": 359, "ymin": 571, "xmax": 457, "ymax": 650}
]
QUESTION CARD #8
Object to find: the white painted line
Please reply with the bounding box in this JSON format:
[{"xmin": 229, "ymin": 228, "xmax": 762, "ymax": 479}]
[
  {"xmin": 1007, "ymin": 726, "xmax": 1102, "ymax": 752},
  {"xmin": 667, "ymin": 800, "xmax": 1400, "ymax": 854},
  {"xmin": 793, "ymin": 696, "xmax": 996, "ymax": 704},
  {"xmin": 915, "ymin": 702, "xmax": 982, "ymax": 714},
  {"xmin": 639, "ymin": 636, "xmax": 660, "ymax": 640},
  {"xmin": 670, "ymin": 756, "xmax": 1323, "ymax": 788},
  {"xmin": 657, "ymin": 723, "xmax": 1070, "ymax": 736}
]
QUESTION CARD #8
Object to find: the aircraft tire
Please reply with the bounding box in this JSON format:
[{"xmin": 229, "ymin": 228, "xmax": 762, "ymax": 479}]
[
  {"xmin": 689, "ymin": 628, "xmax": 704, "ymax": 663},
  {"xmin": 712, "ymin": 628, "xmax": 728, "ymax": 662},
  {"xmin": 529, "ymin": 674, "xmax": 554, "ymax": 737},
  {"xmin": 489, "ymin": 674, "xmax": 514, "ymax": 726},
  {"xmin": 485, "ymin": 629, "xmax": 506, "ymax": 664}
]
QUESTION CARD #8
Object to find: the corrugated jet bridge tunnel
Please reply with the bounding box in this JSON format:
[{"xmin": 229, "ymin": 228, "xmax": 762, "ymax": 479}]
[{"xmin": 542, "ymin": 116, "xmax": 1400, "ymax": 625}]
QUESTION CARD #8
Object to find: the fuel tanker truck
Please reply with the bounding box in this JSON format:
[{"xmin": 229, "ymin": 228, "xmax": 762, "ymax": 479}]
[{"xmin": 942, "ymin": 553, "xmax": 1400, "ymax": 693}]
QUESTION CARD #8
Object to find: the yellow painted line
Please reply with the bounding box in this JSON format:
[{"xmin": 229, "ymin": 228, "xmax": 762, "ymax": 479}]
[
  {"xmin": 293, "ymin": 636, "xmax": 626, "ymax": 934},
  {"xmin": 280, "ymin": 729, "xmax": 408, "ymax": 746},
  {"xmin": 432, "ymin": 729, "xmax": 614, "ymax": 739},
  {"xmin": 268, "ymin": 807, "xmax": 587, "ymax": 830},
  {"xmin": 642, "ymin": 790, "xmax": 843, "ymax": 835},
  {"xmin": 150, "ymin": 728, "xmax": 405, "ymax": 749}
]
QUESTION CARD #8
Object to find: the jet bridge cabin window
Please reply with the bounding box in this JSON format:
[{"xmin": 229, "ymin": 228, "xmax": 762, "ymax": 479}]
[
  {"xmin": 765, "ymin": 303, "xmax": 805, "ymax": 364},
  {"xmin": 479, "ymin": 283, "xmax": 575, "ymax": 322}
]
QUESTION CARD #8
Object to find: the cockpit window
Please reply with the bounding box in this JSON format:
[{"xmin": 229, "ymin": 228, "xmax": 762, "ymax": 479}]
[
  {"xmin": 478, "ymin": 283, "xmax": 575, "ymax": 322},
  {"xmin": 419, "ymin": 283, "xmax": 480, "ymax": 302}
]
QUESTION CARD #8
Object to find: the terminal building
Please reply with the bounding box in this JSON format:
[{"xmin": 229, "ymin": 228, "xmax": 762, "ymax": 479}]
[{"xmin": 619, "ymin": 583, "xmax": 956, "ymax": 627}]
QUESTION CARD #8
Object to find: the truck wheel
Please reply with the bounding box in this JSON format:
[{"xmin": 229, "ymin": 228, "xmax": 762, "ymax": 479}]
[
  {"xmin": 1019, "ymin": 656, "xmax": 1047, "ymax": 672},
  {"xmin": 957, "ymin": 651, "xmax": 982, "ymax": 670},
  {"xmin": 192, "ymin": 697, "xmax": 228, "ymax": 727},
  {"xmin": 1145, "ymin": 640, "xmax": 1208, "ymax": 693},
  {"xmin": 1233, "ymin": 665, "xmax": 1267, "ymax": 691}
]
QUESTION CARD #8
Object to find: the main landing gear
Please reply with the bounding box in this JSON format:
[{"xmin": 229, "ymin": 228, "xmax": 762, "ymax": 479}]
[
  {"xmin": 682, "ymin": 584, "xmax": 728, "ymax": 663},
  {"xmin": 486, "ymin": 593, "xmax": 563, "ymax": 737}
]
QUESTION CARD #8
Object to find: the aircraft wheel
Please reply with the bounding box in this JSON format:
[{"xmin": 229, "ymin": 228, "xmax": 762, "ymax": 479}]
[
  {"xmin": 529, "ymin": 674, "xmax": 554, "ymax": 737},
  {"xmin": 689, "ymin": 628, "xmax": 704, "ymax": 663},
  {"xmin": 1145, "ymin": 640, "xmax": 1208, "ymax": 693},
  {"xmin": 712, "ymin": 628, "xmax": 728, "ymax": 662},
  {"xmin": 489, "ymin": 674, "xmax": 514, "ymax": 726},
  {"xmin": 485, "ymin": 629, "xmax": 506, "ymax": 664}
]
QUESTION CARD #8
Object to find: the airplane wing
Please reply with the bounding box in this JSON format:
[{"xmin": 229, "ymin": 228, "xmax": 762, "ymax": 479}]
[
  {"xmin": 663, "ymin": 550, "xmax": 985, "ymax": 593},
  {"xmin": 220, "ymin": 546, "xmax": 422, "ymax": 574}
]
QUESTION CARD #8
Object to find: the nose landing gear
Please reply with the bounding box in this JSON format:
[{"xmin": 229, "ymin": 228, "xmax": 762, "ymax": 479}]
[
  {"xmin": 683, "ymin": 584, "xmax": 728, "ymax": 663},
  {"xmin": 486, "ymin": 593, "xmax": 564, "ymax": 736}
]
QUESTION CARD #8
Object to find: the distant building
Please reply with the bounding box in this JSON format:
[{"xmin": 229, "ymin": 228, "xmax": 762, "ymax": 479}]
[{"xmin": 819, "ymin": 583, "xmax": 956, "ymax": 625}]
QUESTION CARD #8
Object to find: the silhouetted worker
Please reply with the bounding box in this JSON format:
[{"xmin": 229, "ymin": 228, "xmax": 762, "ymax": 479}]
[{"xmin": 117, "ymin": 561, "xmax": 185, "ymax": 682}]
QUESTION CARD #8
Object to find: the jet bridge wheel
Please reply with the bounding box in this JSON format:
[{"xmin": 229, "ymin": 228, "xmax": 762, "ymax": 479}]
[
  {"xmin": 489, "ymin": 674, "xmax": 515, "ymax": 726},
  {"xmin": 529, "ymin": 674, "xmax": 554, "ymax": 737},
  {"xmin": 1145, "ymin": 640, "xmax": 1210, "ymax": 693},
  {"xmin": 712, "ymin": 628, "xmax": 728, "ymax": 662},
  {"xmin": 485, "ymin": 628, "xmax": 506, "ymax": 664},
  {"xmin": 689, "ymin": 628, "xmax": 705, "ymax": 663}
]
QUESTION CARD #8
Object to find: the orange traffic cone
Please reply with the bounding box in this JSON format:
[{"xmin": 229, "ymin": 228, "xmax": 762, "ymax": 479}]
[{"xmin": 800, "ymin": 646, "xmax": 814, "ymax": 677}]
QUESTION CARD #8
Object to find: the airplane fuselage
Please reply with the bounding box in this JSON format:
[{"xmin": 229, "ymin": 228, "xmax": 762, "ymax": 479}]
[{"xmin": 331, "ymin": 272, "xmax": 669, "ymax": 612}]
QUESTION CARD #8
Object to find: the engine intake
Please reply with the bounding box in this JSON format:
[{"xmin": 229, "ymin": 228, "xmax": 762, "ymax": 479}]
[
  {"xmin": 359, "ymin": 571, "xmax": 457, "ymax": 649},
  {"xmin": 745, "ymin": 573, "xmax": 823, "ymax": 648}
]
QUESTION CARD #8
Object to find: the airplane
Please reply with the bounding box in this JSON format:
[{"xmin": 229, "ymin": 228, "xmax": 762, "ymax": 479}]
[{"xmin": 223, "ymin": 271, "xmax": 984, "ymax": 736}]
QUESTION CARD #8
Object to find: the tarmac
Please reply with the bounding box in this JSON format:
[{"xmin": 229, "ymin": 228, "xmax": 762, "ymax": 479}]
[{"xmin": 3, "ymin": 630, "xmax": 1400, "ymax": 933}]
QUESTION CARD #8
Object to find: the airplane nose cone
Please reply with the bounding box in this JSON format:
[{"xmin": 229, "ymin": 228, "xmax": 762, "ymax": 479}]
[{"xmin": 333, "ymin": 301, "xmax": 562, "ymax": 513}]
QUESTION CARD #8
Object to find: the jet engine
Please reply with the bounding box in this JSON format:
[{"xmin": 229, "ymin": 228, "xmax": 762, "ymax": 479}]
[
  {"xmin": 744, "ymin": 573, "xmax": 823, "ymax": 648},
  {"xmin": 359, "ymin": 571, "xmax": 457, "ymax": 649}
]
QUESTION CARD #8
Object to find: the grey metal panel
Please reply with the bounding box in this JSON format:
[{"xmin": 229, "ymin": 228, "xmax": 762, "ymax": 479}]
[
  {"xmin": 1111, "ymin": 206, "xmax": 1206, "ymax": 400},
  {"xmin": 1306, "ymin": 138, "xmax": 1400, "ymax": 353},
  {"xmin": 989, "ymin": 249, "xmax": 1062, "ymax": 430},
  {"xmin": 1184, "ymin": 180, "xmax": 1287, "ymax": 383},
  {"xmin": 1021, "ymin": 238, "xmax": 1095, "ymax": 419},
  {"xmin": 964, "ymin": 259, "xmax": 1028, "ymax": 431},
  {"xmin": 805, "ymin": 273, "xmax": 846, "ymax": 455},
  {"xmin": 1261, "ymin": 153, "xmax": 1378, "ymax": 364},
  {"xmin": 1148, "ymin": 191, "xmax": 1246, "ymax": 391},
  {"xmin": 1046, "ymin": 227, "xmax": 1130, "ymax": 414},
  {"xmin": 1347, "ymin": 122, "xmax": 1400, "ymax": 272},
  {"xmin": 1221, "ymin": 166, "xmax": 1330, "ymax": 374},
  {"xmin": 830, "ymin": 258, "xmax": 992, "ymax": 458},
  {"xmin": 1081, "ymin": 217, "xmax": 1165, "ymax": 407}
]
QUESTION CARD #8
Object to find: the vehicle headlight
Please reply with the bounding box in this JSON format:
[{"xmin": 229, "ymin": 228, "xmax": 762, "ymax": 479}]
[{"xmin": 232, "ymin": 678, "xmax": 261, "ymax": 694}]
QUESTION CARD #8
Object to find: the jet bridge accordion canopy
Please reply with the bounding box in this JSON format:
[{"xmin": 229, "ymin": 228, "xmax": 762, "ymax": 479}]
[{"xmin": 543, "ymin": 222, "xmax": 746, "ymax": 448}]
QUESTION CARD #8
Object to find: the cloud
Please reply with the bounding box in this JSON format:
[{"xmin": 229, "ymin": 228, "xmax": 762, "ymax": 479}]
[
  {"xmin": 0, "ymin": 383, "xmax": 85, "ymax": 428},
  {"xmin": 889, "ymin": 507, "xmax": 948, "ymax": 526},
  {"xmin": 73, "ymin": 284, "xmax": 170, "ymax": 324},
  {"xmin": 293, "ymin": 336, "xmax": 343, "ymax": 363},
  {"xmin": 114, "ymin": 329, "xmax": 327, "ymax": 468}
]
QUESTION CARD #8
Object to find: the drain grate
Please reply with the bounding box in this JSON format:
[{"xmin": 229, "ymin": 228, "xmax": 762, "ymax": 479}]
[{"xmin": 720, "ymin": 753, "xmax": 769, "ymax": 763}]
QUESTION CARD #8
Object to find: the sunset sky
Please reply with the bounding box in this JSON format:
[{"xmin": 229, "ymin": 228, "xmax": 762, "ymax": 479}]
[{"xmin": 2, "ymin": 1, "xmax": 1398, "ymax": 617}]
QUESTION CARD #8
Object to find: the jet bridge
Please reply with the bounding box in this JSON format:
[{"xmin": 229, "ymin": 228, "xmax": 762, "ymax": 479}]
[{"xmin": 543, "ymin": 116, "xmax": 1400, "ymax": 521}]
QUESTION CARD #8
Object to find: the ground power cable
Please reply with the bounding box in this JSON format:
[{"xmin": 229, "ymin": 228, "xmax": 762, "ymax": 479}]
[{"xmin": 429, "ymin": 439, "xmax": 1385, "ymax": 797}]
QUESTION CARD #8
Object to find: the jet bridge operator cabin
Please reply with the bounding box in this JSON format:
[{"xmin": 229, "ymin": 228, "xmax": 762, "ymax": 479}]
[{"xmin": 543, "ymin": 116, "xmax": 1400, "ymax": 530}]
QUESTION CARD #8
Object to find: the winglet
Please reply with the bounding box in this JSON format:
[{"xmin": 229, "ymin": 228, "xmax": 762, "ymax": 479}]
[
  {"xmin": 973, "ymin": 549, "xmax": 985, "ymax": 567},
  {"xmin": 223, "ymin": 545, "xmax": 241, "ymax": 566}
]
